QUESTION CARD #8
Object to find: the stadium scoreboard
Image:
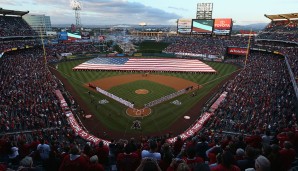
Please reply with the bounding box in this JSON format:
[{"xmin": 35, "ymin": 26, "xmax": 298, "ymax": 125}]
[
  {"xmin": 177, "ymin": 18, "xmax": 233, "ymax": 36},
  {"xmin": 191, "ymin": 19, "xmax": 214, "ymax": 35}
]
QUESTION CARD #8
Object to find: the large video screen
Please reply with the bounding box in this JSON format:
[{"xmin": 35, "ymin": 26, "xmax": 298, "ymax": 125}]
[
  {"xmin": 67, "ymin": 32, "xmax": 81, "ymax": 41},
  {"xmin": 191, "ymin": 19, "xmax": 214, "ymax": 35},
  {"xmin": 213, "ymin": 18, "xmax": 232, "ymax": 35},
  {"xmin": 177, "ymin": 19, "xmax": 192, "ymax": 34}
]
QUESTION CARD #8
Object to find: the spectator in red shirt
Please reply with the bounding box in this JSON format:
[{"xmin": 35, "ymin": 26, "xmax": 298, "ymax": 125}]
[
  {"xmin": 59, "ymin": 145, "xmax": 89, "ymax": 171},
  {"xmin": 211, "ymin": 151, "xmax": 240, "ymax": 171},
  {"xmin": 245, "ymin": 130, "xmax": 262, "ymax": 149},
  {"xmin": 278, "ymin": 141, "xmax": 296, "ymax": 171},
  {"xmin": 116, "ymin": 144, "xmax": 140, "ymax": 171},
  {"xmin": 95, "ymin": 141, "xmax": 109, "ymax": 166},
  {"xmin": 182, "ymin": 147, "xmax": 204, "ymax": 170},
  {"xmin": 173, "ymin": 136, "xmax": 184, "ymax": 157},
  {"xmin": 88, "ymin": 155, "xmax": 104, "ymax": 171}
]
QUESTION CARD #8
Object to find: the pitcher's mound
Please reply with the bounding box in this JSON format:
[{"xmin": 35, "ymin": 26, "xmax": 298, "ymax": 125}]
[
  {"xmin": 126, "ymin": 108, "xmax": 152, "ymax": 117},
  {"xmin": 135, "ymin": 89, "xmax": 149, "ymax": 94}
]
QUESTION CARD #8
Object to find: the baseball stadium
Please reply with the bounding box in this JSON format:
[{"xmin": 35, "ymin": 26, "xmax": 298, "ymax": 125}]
[{"xmin": 0, "ymin": 1, "xmax": 298, "ymax": 171}]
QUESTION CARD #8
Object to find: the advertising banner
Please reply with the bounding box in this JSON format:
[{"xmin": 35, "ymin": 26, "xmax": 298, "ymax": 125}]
[
  {"xmin": 167, "ymin": 112, "xmax": 213, "ymax": 143},
  {"xmin": 177, "ymin": 19, "xmax": 192, "ymax": 34},
  {"xmin": 54, "ymin": 89, "xmax": 110, "ymax": 145},
  {"xmin": 227, "ymin": 47, "xmax": 249, "ymax": 56},
  {"xmin": 213, "ymin": 18, "xmax": 232, "ymax": 35},
  {"xmin": 57, "ymin": 32, "xmax": 68, "ymax": 41}
]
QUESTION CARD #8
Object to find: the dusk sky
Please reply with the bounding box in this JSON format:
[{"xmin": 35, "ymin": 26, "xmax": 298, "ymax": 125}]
[{"xmin": 1, "ymin": 0, "xmax": 297, "ymax": 25}]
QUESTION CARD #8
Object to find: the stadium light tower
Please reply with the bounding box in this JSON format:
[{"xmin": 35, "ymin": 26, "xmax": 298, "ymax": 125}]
[
  {"xmin": 196, "ymin": 3, "xmax": 213, "ymax": 19},
  {"xmin": 70, "ymin": 0, "xmax": 82, "ymax": 28}
]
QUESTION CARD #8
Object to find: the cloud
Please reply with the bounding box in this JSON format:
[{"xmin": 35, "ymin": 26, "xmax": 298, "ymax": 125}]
[
  {"xmin": 18, "ymin": 0, "xmax": 181, "ymax": 25},
  {"xmin": 1, "ymin": 0, "xmax": 24, "ymax": 6},
  {"xmin": 168, "ymin": 6, "xmax": 188, "ymax": 11},
  {"xmin": 80, "ymin": 0, "xmax": 181, "ymax": 25}
]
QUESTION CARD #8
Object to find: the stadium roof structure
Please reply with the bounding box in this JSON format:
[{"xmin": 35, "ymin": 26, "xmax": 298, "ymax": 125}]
[
  {"xmin": 0, "ymin": 8, "xmax": 29, "ymax": 16},
  {"xmin": 264, "ymin": 13, "xmax": 298, "ymax": 20}
]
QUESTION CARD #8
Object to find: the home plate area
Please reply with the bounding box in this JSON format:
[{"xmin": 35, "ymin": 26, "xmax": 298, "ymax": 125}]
[{"xmin": 126, "ymin": 107, "xmax": 152, "ymax": 117}]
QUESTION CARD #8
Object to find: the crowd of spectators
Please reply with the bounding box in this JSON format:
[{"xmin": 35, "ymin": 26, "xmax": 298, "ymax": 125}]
[
  {"xmin": 0, "ymin": 49, "xmax": 65, "ymax": 133},
  {"xmin": 0, "ymin": 47, "xmax": 297, "ymax": 171},
  {"xmin": 0, "ymin": 41, "xmax": 100, "ymax": 58},
  {"xmin": 0, "ymin": 121, "xmax": 297, "ymax": 171},
  {"xmin": 45, "ymin": 42, "xmax": 99, "ymax": 56},
  {"xmin": 253, "ymin": 40, "xmax": 298, "ymax": 84},
  {"xmin": 0, "ymin": 40, "xmax": 41, "ymax": 53},
  {"xmin": 279, "ymin": 47, "xmax": 298, "ymax": 82},
  {"xmin": 0, "ymin": 16, "xmax": 297, "ymax": 171},
  {"xmin": 0, "ymin": 16, "xmax": 37, "ymax": 37},
  {"xmin": 256, "ymin": 20, "xmax": 298, "ymax": 42},
  {"xmin": 206, "ymin": 52, "xmax": 296, "ymax": 134},
  {"xmin": 163, "ymin": 36, "xmax": 249, "ymax": 56}
]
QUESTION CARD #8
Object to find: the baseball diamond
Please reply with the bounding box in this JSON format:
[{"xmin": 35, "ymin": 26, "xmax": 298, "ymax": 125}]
[{"xmin": 54, "ymin": 59, "xmax": 239, "ymax": 137}]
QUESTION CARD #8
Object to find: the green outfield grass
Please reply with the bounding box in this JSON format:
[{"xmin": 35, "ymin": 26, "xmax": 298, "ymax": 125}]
[
  {"xmin": 137, "ymin": 41, "xmax": 170, "ymax": 53},
  {"xmin": 56, "ymin": 58, "xmax": 239, "ymax": 135}
]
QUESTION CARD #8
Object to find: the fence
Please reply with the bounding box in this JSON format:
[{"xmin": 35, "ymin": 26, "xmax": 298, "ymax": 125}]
[{"xmin": 144, "ymin": 89, "xmax": 187, "ymax": 107}]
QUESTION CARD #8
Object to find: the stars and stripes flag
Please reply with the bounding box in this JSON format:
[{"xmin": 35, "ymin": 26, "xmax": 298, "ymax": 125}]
[{"xmin": 73, "ymin": 57, "xmax": 216, "ymax": 73}]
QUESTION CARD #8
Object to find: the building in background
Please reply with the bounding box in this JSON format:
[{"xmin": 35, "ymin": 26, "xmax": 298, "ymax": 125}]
[{"xmin": 23, "ymin": 14, "xmax": 52, "ymax": 36}]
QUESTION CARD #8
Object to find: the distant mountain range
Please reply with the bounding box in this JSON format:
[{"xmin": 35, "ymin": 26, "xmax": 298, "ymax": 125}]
[
  {"xmin": 233, "ymin": 23, "xmax": 269, "ymax": 31},
  {"xmin": 52, "ymin": 22, "xmax": 269, "ymax": 31}
]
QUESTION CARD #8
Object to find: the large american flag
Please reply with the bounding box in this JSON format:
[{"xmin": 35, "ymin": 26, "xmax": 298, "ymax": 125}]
[{"xmin": 73, "ymin": 57, "xmax": 216, "ymax": 73}]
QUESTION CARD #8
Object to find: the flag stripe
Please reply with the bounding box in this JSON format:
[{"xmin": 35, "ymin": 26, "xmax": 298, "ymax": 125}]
[{"xmin": 73, "ymin": 57, "xmax": 217, "ymax": 73}]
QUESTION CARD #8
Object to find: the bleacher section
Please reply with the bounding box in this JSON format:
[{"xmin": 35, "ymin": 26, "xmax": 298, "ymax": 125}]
[
  {"xmin": 257, "ymin": 13, "xmax": 298, "ymax": 42},
  {"xmin": 0, "ymin": 16, "xmax": 37, "ymax": 37},
  {"xmin": 163, "ymin": 37, "xmax": 250, "ymax": 57}
]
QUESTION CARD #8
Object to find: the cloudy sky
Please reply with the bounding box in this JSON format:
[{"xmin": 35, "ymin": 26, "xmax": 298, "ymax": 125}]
[{"xmin": 1, "ymin": 0, "xmax": 297, "ymax": 25}]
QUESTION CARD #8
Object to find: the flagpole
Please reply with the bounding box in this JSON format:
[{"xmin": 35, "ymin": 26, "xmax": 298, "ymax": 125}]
[{"xmin": 244, "ymin": 28, "xmax": 252, "ymax": 68}]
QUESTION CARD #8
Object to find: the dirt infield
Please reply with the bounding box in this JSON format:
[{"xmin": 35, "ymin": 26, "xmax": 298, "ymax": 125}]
[
  {"xmin": 50, "ymin": 65, "xmax": 240, "ymax": 140},
  {"xmin": 89, "ymin": 74, "xmax": 198, "ymax": 118},
  {"xmin": 88, "ymin": 74, "xmax": 198, "ymax": 91},
  {"xmin": 126, "ymin": 107, "xmax": 152, "ymax": 117}
]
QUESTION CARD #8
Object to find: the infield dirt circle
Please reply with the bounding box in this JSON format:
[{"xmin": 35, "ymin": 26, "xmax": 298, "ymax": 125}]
[{"xmin": 135, "ymin": 89, "xmax": 149, "ymax": 94}]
